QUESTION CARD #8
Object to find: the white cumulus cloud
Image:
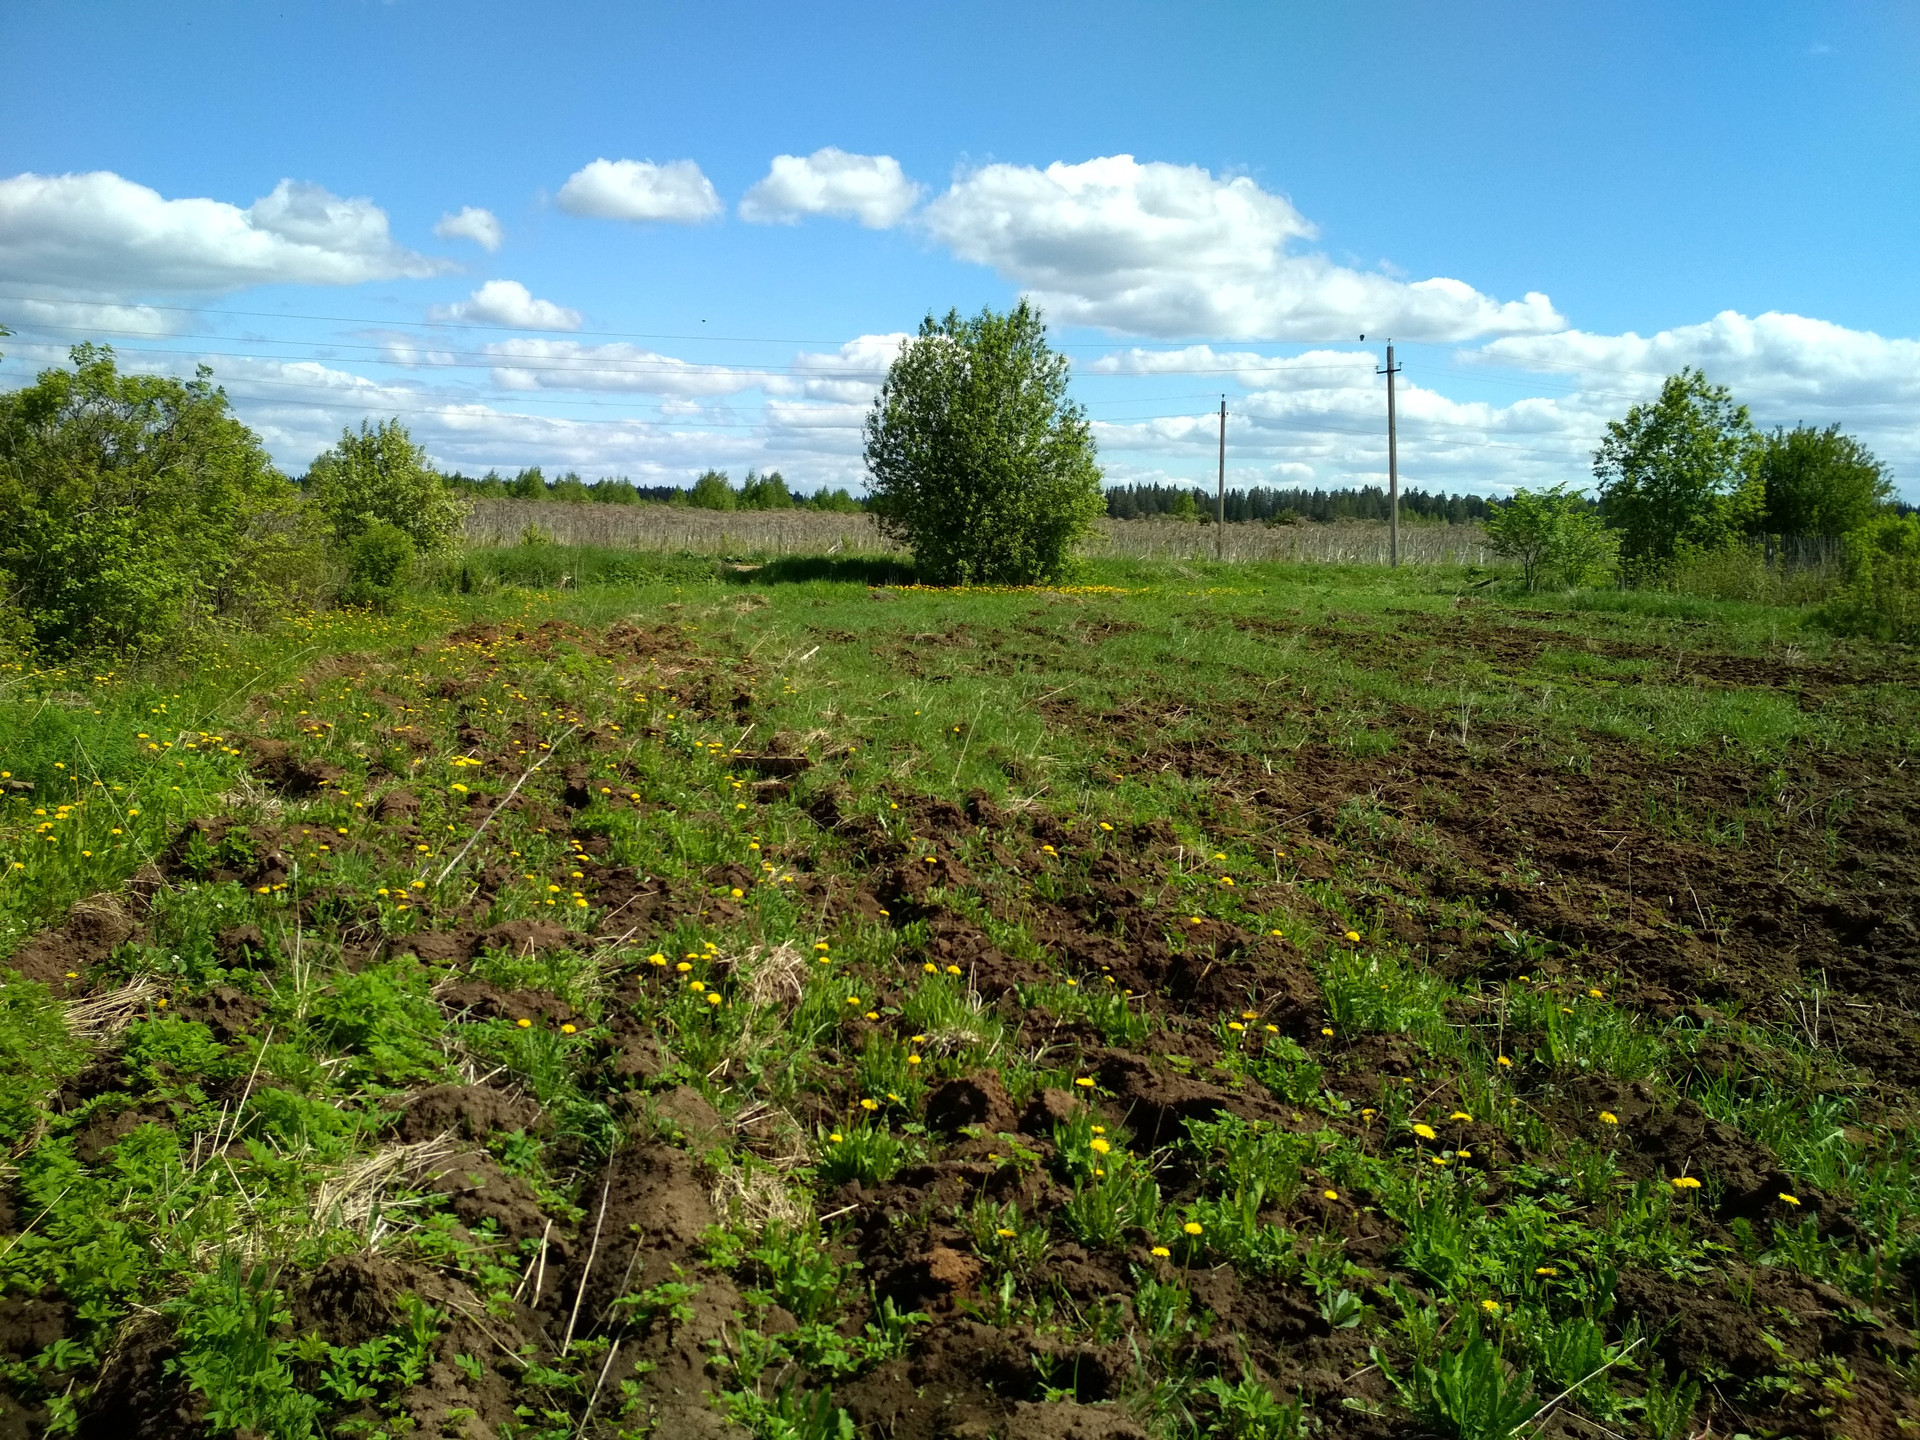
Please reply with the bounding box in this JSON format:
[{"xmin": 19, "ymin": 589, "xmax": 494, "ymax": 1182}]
[
  {"xmin": 1471, "ymin": 310, "xmax": 1920, "ymax": 416},
  {"xmin": 0, "ymin": 171, "xmax": 445, "ymax": 295},
  {"xmin": 434, "ymin": 206, "xmax": 503, "ymax": 251},
  {"xmin": 739, "ymin": 149, "xmax": 922, "ymax": 228},
  {"xmin": 921, "ymin": 155, "xmax": 1562, "ymax": 343},
  {"xmin": 467, "ymin": 339, "xmax": 767, "ymax": 395},
  {"xmin": 431, "ymin": 280, "xmax": 582, "ymax": 331},
  {"xmin": 780, "ymin": 333, "xmax": 912, "ymax": 402},
  {"xmin": 556, "ymin": 159, "xmax": 722, "ymax": 223}
]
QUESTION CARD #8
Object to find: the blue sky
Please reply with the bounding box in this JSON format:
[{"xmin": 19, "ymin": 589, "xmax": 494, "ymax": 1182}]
[{"xmin": 3, "ymin": 0, "xmax": 1917, "ymax": 496}]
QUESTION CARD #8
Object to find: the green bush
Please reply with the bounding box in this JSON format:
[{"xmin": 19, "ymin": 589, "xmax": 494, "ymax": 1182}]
[
  {"xmin": 1593, "ymin": 368, "xmax": 1760, "ymax": 576},
  {"xmin": 338, "ymin": 521, "xmax": 415, "ymax": 610},
  {"xmin": 1821, "ymin": 514, "xmax": 1920, "ymax": 642},
  {"xmin": 1758, "ymin": 423, "xmax": 1892, "ymax": 538},
  {"xmin": 689, "ymin": 469, "xmax": 738, "ymax": 510},
  {"xmin": 739, "ymin": 469, "xmax": 794, "ymax": 509},
  {"xmin": 0, "ymin": 345, "xmax": 317, "ymax": 656},
  {"xmin": 304, "ymin": 418, "xmax": 467, "ymax": 555},
  {"xmin": 863, "ymin": 301, "xmax": 1104, "ymax": 585},
  {"xmin": 1482, "ymin": 484, "xmax": 1617, "ymax": 590}
]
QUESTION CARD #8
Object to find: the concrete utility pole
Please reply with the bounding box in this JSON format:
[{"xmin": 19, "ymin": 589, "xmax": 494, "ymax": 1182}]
[
  {"xmin": 1378, "ymin": 342, "xmax": 1402, "ymax": 566},
  {"xmin": 1215, "ymin": 397, "xmax": 1227, "ymax": 561}
]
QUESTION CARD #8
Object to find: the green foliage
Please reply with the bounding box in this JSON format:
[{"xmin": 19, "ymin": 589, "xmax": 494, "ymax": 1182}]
[
  {"xmin": 1821, "ymin": 513, "xmax": 1920, "ymax": 642},
  {"xmin": 689, "ymin": 469, "xmax": 738, "ymax": 511},
  {"xmin": 1482, "ymin": 484, "xmax": 1617, "ymax": 591},
  {"xmin": 1758, "ymin": 423, "xmax": 1892, "ymax": 538},
  {"xmin": 1197, "ymin": 1367, "xmax": 1306, "ymax": 1439},
  {"xmin": 863, "ymin": 300, "xmax": 1104, "ymax": 585},
  {"xmin": 1593, "ymin": 368, "xmax": 1761, "ymax": 572},
  {"xmin": 809, "ymin": 486, "xmax": 863, "ymax": 513},
  {"xmin": 739, "ymin": 470, "xmax": 795, "ymax": 510},
  {"xmin": 0, "ymin": 975, "xmax": 85, "ymax": 1140},
  {"xmin": 122, "ymin": 1016, "xmax": 227, "ymax": 1087},
  {"xmin": 339, "ymin": 520, "xmax": 415, "ymax": 610},
  {"xmin": 164, "ymin": 1254, "xmax": 323, "ymax": 1439},
  {"xmin": 507, "ymin": 465, "xmax": 547, "ymax": 500},
  {"xmin": 305, "ymin": 418, "xmax": 467, "ymax": 554},
  {"xmin": 1384, "ymin": 1329, "xmax": 1540, "ymax": 1440},
  {"xmin": 0, "ymin": 344, "xmax": 314, "ymax": 655}
]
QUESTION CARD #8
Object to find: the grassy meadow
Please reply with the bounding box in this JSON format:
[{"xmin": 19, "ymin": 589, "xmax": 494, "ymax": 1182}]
[{"xmin": 3, "ymin": 547, "xmax": 1918, "ymax": 1440}]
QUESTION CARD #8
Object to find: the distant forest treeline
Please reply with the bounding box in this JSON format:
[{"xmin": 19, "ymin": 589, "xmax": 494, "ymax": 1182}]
[
  {"xmin": 442, "ymin": 467, "xmax": 865, "ymax": 512},
  {"xmin": 1104, "ymin": 482, "xmax": 1498, "ymax": 525},
  {"xmin": 447, "ymin": 467, "xmax": 1503, "ymax": 524}
]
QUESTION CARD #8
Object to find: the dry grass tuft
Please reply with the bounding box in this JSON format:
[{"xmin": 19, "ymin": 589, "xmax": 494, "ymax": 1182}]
[{"xmin": 64, "ymin": 977, "xmax": 159, "ymax": 1045}]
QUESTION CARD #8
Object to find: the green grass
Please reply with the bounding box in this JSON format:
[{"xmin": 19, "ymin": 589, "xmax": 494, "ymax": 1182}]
[{"xmin": 1, "ymin": 547, "xmax": 1915, "ymax": 1439}]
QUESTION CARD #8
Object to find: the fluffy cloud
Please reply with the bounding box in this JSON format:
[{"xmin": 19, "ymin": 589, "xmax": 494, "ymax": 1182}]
[
  {"xmin": 782, "ymin": 333, "xmax": 910, "ymax": 402},
  {"xmin": 921, "ymin": 155, "xmax": 1562, "ymax": 342},
  {"xmin": 431, "ymin": 280, "xmax": 582, "ymax": 331},
  {"xmin": 739, "ymin": 149, "xmax": 922, "ymax": 228},
  {"xmin": 0, "ymin": 171, "xmax": 444, "ymax": 294},
  {"xmin": 434, "ymin": 206, "xmax": 503, "ymax": 251},
  {"xmin": 556, "ymin": 159, "xmax": 722, "ymax": 223},
  {"xmin": 466, "ymin": 339, "xmax": 768, "ymax": 395},
  {"xmin": 1472, "ymin": 310, "xmax": 1920, "ymax": 416},
  {"xmin": 1087, "ymin": 344, "xmax": 1376, "ymax": 390}
]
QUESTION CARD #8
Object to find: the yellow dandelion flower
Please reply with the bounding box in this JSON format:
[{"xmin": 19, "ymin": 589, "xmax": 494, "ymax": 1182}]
[
  {"xmin": 1090, "ymin": 1138, "xmax": 1111, "ymax": 1154},
  {"xmin": 1671, "ymin": 1176, "xmax": 1702, "ymax": 1190},
  {"xmin": 516, "ymin": 1018, "xmax": 531, "ymax": 1029},
  {"xmin": 1599, "ymin": 1111, "xmax": 1619, "ymax": 1125},
  {"xmin": 1779, "ymin": 1193, "xmax": 1801, "ymax": 1205},
  {"xmin": 1412, "ymin": 1124, "xmax": 1437, "ymax": 1140},
  {"xmin": 1075, "ymin": 1077, "xmax": 1095, "ymax": 1088},
  {"xmin": 1323, "ymin": 1189, "xmax": 1339, "ymax": 1201},
  {"xmin": 1183, "ymin": 1222, "xmax": 1203, "ymax": 1236}
]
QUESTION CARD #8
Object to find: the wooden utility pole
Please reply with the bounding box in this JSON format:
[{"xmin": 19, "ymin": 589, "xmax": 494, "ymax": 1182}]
[
  {"xmin": 1379, "ymin": 343, "xmax": 1402, "ymax": 566},
  {"xmin": 1215, "ymin": 397, "xmax": 1227, "ymax": 561}
]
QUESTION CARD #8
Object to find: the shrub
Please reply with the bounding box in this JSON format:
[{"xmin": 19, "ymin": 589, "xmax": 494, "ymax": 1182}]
[
  {"xmin": 689, "ymin": 469, "xmax": 737, "ymax": 510},
  {"xmin": 339, "ymin": 520, "xmax": 415, "ymax": 610},
  {"xmin": 1821, "ymin": 514, "xmax": 1920, "ymax": 642},
  {"xmin": 1593, "ymin": 368, "xmax": 1760, "ymax": 575},
  {"xmin": 739, "ymin": 469, "xmax": 794, "ymax": 509},
  {"xmin": 863, "ymin": 301, "xmax": 1104, "ymax": 585},
  {"xmin": 1758, "ymin": 423, "xmax": 1892, "ymax": 538},
  {"xmin": 304, "ymin": 418, "xmax": 467, "ymax": 554},
  {"xmin": 1482, "ymin": 484, "xmax": 1617, "ymax": 590},
  {"xmin": 0, "ymin": 344, "xmax": 315, "ymax": 656}
]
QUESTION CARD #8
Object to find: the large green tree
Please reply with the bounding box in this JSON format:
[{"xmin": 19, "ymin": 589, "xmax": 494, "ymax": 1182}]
[
  {"xmin": 0, "ymin": 344, "xmax": 313, "ymax": 655},
  {"xmin": 1592, "ymin": 368, "xmax": 1760, "ymax": 568},
  {"xmin": 863, "ymin": 301, "xmax": 1104, "ymax": 585},
  {"xmin": 1757, "ymin": 423, "xmax": 1892, "ymax": 538},
  {"xmin": 305, "ymin": 418, "xmax": 467, "ymax": 553}
]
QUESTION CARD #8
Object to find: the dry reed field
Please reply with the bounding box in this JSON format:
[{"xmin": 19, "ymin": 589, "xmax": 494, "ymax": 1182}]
[{"xmin": 463, "ymin": 499, "xmax": 1492, "ymax": 565}]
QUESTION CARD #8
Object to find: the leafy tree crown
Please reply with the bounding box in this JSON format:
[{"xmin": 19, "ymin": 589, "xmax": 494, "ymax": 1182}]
[{"xmin": 863, "ymin": 301, "xmax": 1104, "ymax": 585}]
